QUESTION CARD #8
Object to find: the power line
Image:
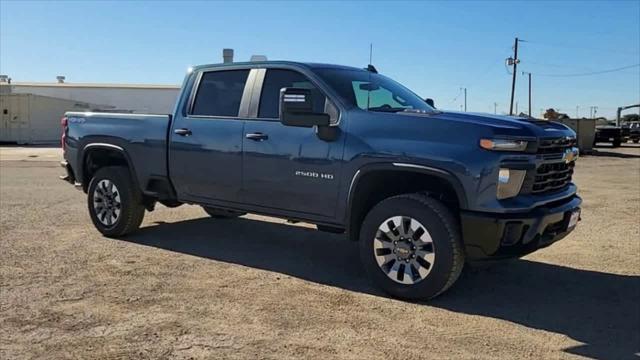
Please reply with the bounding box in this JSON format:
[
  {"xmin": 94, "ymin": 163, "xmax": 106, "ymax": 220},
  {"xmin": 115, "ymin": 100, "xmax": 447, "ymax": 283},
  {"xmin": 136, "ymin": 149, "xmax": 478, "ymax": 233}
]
[
  {"xmin": 449, "ymin": 88, "xmax": 463, "ymax": 103},
  {"xmin": 449, "ymin": 59, "xmax": 501, "ymax": 105},
  {"xmin": 532, "ymin": 63, "xmax": 639, "ymax": 77}
]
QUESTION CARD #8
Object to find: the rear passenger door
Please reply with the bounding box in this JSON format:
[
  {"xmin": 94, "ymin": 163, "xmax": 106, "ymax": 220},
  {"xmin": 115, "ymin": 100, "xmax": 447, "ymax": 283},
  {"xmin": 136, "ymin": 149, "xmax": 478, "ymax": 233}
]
[
  {"xmin": 169, "ymin": 69, "xmax": 252, "ymax": 203},
  {"xmin": 241, "ymin": 68, "xmax": 345, "ymax": 218}
]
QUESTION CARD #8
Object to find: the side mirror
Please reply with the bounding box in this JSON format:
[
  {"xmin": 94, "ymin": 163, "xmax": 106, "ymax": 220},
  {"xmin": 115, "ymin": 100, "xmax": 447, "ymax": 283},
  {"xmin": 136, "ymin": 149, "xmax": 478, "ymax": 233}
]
[
  {"xmin": 425, "ymin": 98, "xmax": 435, "ymax": 108},
  {"xmin": 279, "ymin": 88, "xmax": 330, "ymax": 128}
]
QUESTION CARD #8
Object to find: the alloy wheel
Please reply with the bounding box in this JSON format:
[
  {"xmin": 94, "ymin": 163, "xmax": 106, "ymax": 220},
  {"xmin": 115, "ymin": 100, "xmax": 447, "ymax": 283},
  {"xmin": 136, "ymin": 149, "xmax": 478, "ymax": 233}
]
[
  {"xmin": 93, "ymin": 179, "xmax": 121, "ymax": 226},
  {"xmin": 373, "ymin": 216, "xmax": 435, "ymax": 285}
]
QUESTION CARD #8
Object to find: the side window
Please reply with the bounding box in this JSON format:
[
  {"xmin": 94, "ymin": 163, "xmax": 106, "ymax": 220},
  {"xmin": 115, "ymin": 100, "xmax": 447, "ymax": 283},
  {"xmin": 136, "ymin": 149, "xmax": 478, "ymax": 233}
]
[
  {"xmin": 259, "ymin": 69, "xmax": 326, "ymax": 119},
  {"xmin": 192, "ymin": 70, "xmax": 249, "ymax": 117}
]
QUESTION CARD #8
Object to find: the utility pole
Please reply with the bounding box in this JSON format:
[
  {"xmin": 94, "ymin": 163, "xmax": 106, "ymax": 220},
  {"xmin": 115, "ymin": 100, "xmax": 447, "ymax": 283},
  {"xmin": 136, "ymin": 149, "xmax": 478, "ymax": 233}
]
[
  {"xmin": 508, "ymin": 37, "xmax": 521, "ymax": 115},
  {"xmin": 522, "ymin": 71, "xmax": 532, "ymax": 117},
  {"xmin": 461, "ymin": 87, "xmax": 467, "ymax": 112},
  {"xmin": 494, "ymin": 102, "xmax": 498, "ymax": 114}
]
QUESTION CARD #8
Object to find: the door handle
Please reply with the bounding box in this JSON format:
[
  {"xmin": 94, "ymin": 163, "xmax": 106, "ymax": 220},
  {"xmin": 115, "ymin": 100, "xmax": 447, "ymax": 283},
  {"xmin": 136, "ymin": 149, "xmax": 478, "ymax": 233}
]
[
  {"xmin": 245, "ymin": 132, "xmax": 269, "ymax": 141},
  {"xmin": 174, "ymin": 128, "xmax": 192, "ymax": 136}
]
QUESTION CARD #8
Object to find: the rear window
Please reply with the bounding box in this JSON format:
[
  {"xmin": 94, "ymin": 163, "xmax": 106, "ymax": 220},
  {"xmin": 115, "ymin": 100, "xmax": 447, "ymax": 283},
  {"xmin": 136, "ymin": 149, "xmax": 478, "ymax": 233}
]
[{"xmin": 192, "ymin": 70, "xmax": 249, "ymax": 117}]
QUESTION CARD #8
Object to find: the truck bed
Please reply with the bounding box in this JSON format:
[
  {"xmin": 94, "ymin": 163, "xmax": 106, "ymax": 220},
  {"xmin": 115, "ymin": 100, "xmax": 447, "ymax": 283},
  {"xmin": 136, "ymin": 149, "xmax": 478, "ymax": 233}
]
[{"xmin": 63, "ymin": 111, "xmax": 171, "ymax": 194}]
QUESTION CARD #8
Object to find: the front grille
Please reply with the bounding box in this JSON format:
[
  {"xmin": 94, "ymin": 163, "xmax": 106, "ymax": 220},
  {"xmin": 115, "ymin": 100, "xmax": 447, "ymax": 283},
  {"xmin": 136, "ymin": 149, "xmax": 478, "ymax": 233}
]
[
  {"xmin": 520, "ymin": 137, "xmax": 576, "ymax": 195},
  {"xmin": 537, "ymin": 137, "xmax": 576, "ymax": 155},
  {"xmin": 531, "ymin": 161, "xmax": 574, "ymax": 194}
]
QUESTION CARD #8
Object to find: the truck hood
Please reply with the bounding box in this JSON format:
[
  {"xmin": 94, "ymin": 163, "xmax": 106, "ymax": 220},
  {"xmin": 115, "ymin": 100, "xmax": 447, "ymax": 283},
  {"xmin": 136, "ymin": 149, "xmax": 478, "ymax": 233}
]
[{"xmin": 404, "ymin": 110, "xmax": 575, "ymax": 138}]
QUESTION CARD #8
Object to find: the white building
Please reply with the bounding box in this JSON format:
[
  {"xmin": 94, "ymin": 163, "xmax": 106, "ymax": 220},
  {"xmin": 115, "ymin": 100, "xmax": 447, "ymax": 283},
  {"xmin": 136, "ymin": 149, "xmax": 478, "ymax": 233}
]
[
  {"xmin": 0, "ymin": 80, "xmax": 180, "ymax": 144},
  {"xmin": 3, "ymin": 81, "xmax": 180, "ymax": 114}
]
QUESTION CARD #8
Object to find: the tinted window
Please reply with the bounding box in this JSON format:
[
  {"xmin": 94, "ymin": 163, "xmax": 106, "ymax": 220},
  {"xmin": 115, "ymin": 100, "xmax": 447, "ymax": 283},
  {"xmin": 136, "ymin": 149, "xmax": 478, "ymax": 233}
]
[
  {"xmin": 259, "ymin": 69, "xmax": 325, "ymax": 118},
  {"xmin": 192, "ymin": 70, "xmax": 249, "ymax": 117}
]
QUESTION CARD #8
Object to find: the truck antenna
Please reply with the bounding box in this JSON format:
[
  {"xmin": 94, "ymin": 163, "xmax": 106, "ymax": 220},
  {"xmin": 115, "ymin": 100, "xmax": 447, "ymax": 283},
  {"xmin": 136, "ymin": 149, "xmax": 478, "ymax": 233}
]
[{"xmin": 367, "ymin": 43, "xmax": 373, "ymax": 110}]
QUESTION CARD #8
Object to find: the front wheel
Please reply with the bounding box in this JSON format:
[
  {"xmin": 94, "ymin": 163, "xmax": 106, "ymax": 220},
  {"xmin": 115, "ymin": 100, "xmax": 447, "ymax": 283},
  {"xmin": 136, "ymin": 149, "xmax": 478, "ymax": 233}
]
[
  {"xmin": 359, "ymin": 193, "xmax": 464, "ymax": 300},
  {"xmin": 87, "ymin": 166, "xmax": 145, "ymax": 237}
]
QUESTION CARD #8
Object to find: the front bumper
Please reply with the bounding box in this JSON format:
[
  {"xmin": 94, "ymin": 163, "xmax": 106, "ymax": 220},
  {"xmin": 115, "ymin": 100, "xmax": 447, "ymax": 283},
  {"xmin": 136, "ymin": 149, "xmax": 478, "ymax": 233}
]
[{"xmin": 461, "ymin": 195, "xmax": 582, "ymax": 260}]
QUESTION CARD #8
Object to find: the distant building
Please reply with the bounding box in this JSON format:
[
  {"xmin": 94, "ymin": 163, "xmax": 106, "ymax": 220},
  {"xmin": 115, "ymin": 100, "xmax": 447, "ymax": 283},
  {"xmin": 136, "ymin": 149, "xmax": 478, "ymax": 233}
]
[
  {"xmin": 1, "ymin": 81, "xmax": 180, "ymax": 114},
  {"xmin": 543, "ymin": 108, "xmax": 570, "ymax": 121},
  {"xmin": 0, "ymin": 80, "xmax": 180, "ymax": 143}
]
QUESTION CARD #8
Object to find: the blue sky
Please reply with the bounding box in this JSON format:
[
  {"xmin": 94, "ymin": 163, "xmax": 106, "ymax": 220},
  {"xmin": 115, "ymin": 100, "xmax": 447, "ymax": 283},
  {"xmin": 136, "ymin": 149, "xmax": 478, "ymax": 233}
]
[{"xmin": 1, "ymin": 0, "xmax": 639, "ymax": 118}]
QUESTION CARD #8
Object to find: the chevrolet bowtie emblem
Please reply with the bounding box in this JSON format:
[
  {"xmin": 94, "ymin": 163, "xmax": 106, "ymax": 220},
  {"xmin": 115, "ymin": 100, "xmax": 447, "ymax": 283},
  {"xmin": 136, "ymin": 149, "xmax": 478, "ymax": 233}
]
[{"xmin": 563, "ymin": 147, "xmax": 579, "ymax": 163}]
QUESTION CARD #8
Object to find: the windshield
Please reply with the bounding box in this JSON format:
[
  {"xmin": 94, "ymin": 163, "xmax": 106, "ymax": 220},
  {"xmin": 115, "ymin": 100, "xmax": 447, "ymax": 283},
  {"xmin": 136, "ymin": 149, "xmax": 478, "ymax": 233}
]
[{"xmin": 313, "ymin": 68, "xmax": 435, "ymax": 113}]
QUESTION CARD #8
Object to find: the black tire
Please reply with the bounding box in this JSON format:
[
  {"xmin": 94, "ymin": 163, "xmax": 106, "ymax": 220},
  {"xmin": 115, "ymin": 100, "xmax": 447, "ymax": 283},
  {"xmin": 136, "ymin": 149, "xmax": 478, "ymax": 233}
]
[
  {"xmin": 359, "ymin": 193, "xmax": 464, "ymax": 300},
  {"xmin": 202, "ymin": 207, "xmax": 245, "ymax": 219},
  {"xmin": 612, "ymin": 140, "xmax": 621, "ymax": 148},
  {"xmin": 87, "ymin": 166, "xmax": 145, "ymax": 237},
  {"xmin": 633, "ymin": 139, "xmax": 639, "ymax": 143}
]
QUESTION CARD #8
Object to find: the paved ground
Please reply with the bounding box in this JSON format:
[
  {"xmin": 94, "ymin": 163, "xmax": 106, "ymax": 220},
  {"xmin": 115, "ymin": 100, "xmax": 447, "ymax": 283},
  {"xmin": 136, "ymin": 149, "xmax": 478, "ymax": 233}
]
[{"xmin": 0, "ymin": 145, "xmax": 638, "ymax": 359}]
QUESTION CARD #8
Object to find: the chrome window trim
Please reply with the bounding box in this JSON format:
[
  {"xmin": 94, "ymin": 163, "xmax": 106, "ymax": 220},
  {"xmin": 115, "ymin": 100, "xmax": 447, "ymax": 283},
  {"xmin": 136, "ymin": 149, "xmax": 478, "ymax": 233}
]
[
  {"xmin": 248, "ymin": 68, "xmax": 266, "ymax": 118},
  {"xmin": 238, "ymin": 69, "xmax": 259, "ymax": 118}
]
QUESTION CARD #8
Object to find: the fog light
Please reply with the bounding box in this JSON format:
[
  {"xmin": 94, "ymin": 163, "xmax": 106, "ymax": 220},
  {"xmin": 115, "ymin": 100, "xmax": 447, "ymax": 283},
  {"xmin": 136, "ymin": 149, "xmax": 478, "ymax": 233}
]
[
  {"xmin": 497, "ymin": 168, "xmax": 526, "ymax": 199},
  {"xmin": 498, "ymin": 168, "xmax": 510, "ymax": 184}
]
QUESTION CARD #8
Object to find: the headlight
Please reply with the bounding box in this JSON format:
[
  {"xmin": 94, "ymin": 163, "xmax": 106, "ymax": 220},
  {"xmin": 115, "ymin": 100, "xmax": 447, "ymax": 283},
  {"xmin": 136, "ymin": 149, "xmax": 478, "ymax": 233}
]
[
  {"xmin": 480, "ymin": 139, "xmax": 528, "ymax": 151},
  {"xmin": 497, "ymin": 168, "xmax": 526, "ymax": 199}
]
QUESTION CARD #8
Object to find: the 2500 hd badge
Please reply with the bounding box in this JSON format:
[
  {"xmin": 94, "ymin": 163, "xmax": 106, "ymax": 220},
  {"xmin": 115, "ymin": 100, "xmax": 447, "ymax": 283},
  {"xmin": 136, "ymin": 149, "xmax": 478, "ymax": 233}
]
[{"xmin": 295, "ymin": 170, "xmax": 334, "ymax": 180}]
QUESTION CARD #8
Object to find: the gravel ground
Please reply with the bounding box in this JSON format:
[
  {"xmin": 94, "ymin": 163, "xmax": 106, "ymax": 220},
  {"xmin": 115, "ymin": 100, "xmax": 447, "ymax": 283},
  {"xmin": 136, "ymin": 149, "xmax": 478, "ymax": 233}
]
[{"xmin": 1, "ymin": 145, "xmax": 638, "ymax": 359}]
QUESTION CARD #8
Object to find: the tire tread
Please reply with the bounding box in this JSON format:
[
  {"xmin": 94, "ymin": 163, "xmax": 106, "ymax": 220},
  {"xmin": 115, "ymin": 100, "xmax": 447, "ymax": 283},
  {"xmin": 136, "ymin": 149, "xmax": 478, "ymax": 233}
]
[
  {"xmin": 399, "ymin": 193, "xmax": 464, "ymax": 297},
  {"xmin": 88, "ymin": 166, "xmax": 145, "ymax": 237},
  {"xmin": 360, "ymin": 192, "xmax": 464, "ymax": 299}
]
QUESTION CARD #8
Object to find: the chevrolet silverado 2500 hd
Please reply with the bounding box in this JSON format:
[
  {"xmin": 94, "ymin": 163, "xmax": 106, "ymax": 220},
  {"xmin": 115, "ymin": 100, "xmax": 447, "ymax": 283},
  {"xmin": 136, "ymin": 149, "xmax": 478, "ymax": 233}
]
[{"xmin": 61, "ymin": 61, "xmax": 581, "ymax": 299}]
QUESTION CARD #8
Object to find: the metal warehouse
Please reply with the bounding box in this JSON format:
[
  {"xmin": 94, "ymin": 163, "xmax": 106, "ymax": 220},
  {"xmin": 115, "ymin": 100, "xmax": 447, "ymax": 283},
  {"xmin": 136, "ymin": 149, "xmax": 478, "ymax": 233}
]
[{"xmin": 0, "ymin": 78, "xmax": 180, "ymax": 144}]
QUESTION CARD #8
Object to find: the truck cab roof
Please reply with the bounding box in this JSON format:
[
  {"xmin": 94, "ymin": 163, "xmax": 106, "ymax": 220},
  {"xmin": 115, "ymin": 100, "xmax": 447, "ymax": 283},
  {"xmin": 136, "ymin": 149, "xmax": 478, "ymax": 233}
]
[{"xmin": 191, "ymin": 61, "xmax": 365, "ymax": 72}]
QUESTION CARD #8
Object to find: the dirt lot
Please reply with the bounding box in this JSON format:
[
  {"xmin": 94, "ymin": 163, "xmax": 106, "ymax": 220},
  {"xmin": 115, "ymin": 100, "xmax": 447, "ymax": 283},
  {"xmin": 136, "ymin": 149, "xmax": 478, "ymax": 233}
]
[{"xmin": 1, "ymin": 145, "xmax": 638, "ymax": 359}]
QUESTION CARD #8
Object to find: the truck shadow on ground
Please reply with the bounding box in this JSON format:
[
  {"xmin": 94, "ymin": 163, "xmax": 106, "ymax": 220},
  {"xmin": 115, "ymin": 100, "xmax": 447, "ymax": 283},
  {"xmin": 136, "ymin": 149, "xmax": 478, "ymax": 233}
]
[
  {"xmin": 126, "ymin": 216, "xmax": 639, "ymax": 359},
  {"xmin": 589, "ymin": 149, "xmax": 640, "ymax": 159}
]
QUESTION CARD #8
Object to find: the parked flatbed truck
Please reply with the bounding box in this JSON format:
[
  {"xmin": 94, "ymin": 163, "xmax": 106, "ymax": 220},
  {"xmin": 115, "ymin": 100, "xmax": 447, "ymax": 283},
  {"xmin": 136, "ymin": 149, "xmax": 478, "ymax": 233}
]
[{"xmin": 61, "ymin": 61, "xmax": 582, "ymax": 299}]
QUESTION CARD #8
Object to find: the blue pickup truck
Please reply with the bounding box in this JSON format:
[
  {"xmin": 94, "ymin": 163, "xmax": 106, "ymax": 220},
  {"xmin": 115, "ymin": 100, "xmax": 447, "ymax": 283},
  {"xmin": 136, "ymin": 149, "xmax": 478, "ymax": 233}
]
[{"xmin": 61, "ymin": 61, "xmax": 581, "ymax": 299}]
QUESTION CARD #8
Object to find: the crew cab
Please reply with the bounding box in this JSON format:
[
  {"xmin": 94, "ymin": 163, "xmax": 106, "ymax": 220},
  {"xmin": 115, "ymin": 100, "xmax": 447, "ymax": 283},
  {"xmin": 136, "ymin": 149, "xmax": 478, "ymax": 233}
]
[{"xmin": 60, "ymin": 61, "xmax": 582, "ymax": 299}]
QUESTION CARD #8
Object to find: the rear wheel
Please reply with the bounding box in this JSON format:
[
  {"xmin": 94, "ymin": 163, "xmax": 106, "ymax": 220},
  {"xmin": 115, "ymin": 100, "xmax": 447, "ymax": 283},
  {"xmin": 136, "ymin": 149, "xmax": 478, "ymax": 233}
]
[
  {"xmin": 359, "ymin": 193, "xmax": 464, "ymax": 300},
  {"xmin": 202, "ymin": 207, "xmax": 245, "ymax": 219},
  {"xmin": 87, "ymin": 166, "xmax": 145, "ymax": 237},
  {"xmin": 612, "ymin": 140, "xmax": 621, "ymax": 147}
]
